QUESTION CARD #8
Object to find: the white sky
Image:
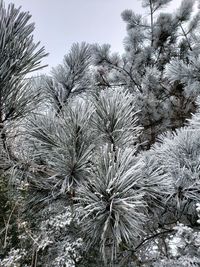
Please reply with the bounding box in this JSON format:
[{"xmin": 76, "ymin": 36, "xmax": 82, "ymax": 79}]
[{"xmin": 7, "ymin": 0, "xmax": 184, "ymax": 74}]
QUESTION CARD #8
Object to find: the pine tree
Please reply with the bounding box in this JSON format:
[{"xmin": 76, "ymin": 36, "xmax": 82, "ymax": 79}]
[
  {"xmin": 0, "ymin": 0, "xmax": 47, "ymax": 263},
  {"xmin": 92, "ymin": 0, "xmax": 200, "ymax": 147},
  {"xmin": 2, "ymin": 0, "xmax": 200, "ymax": 266}
]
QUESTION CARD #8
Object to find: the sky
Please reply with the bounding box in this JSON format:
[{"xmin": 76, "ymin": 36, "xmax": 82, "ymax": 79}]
[{"xmin": 6, "ymin": 0, "xmax": 183, "ymax": 74}]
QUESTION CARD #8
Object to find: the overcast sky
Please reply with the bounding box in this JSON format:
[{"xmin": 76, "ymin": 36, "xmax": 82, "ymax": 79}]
[{"xmin": 7, "ymin": 0, "xmax": 183, "ymax": 74}]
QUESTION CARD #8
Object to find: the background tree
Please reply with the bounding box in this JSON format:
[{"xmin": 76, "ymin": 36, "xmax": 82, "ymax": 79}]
[{"xmin": 92, "ymin": 0, "xmax": 200, "ymax": 147}]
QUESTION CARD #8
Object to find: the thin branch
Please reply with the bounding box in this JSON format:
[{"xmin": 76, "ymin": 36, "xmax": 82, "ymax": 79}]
[
  {"xmin": 180, "ymin": 24, "xmax": 193, "ymax": 51},
  {"xmin": 149, "ymin": 0, "xmax": 154, "ymax": 47},
  {"xmin": 135, "ymin": 229, "xmax": 174, "ymax": 251},
  {"xmin": 3, "ymin": 202, "xmax": 17, "ymax": 249}
]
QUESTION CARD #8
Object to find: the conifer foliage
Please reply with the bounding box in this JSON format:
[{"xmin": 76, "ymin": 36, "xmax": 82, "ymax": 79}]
[{"xmin": 1, "ymin": 0, "xmax": 200, "ymax": 266}]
